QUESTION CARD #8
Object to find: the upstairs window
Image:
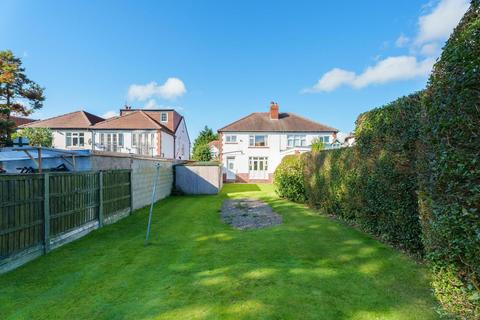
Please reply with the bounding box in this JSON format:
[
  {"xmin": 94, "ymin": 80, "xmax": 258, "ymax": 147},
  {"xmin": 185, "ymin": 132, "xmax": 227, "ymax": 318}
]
[
  {"xmin": 287, "ymin": 135, "xmax": 306, "ymax": 147},
  {"xmin": 225, "ymin": 135, "xmax": 237, "ymax": 143},
  {"xmin": 160, "ymin": 112, "xmax": 168, "ymax": 122},
  {"xmin": 249, "ymin": 135, "xmax": 267, "ymax": 147}
]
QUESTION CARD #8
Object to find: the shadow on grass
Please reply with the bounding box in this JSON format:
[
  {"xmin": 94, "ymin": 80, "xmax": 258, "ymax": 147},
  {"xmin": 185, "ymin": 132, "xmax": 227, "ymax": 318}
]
[
  {"xmin": 0, "ymin": 186, "xmax": 437, "ymax": 320},
  {"xmin": 221, "ymin": 183, "xmax": 261, "ymax": 194}
]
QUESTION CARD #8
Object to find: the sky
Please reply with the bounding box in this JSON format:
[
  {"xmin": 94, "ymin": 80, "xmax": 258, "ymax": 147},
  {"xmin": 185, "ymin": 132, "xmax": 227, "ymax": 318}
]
[{"xmin": 0, "ymin": 0, "xmax": 470, "ymax": 138}]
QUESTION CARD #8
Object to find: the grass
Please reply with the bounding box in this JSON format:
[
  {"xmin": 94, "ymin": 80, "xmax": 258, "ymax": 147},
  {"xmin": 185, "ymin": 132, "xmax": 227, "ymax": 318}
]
[{"xmin": 0, "ymin": 184, "xmax": 438, "ymax": 319}]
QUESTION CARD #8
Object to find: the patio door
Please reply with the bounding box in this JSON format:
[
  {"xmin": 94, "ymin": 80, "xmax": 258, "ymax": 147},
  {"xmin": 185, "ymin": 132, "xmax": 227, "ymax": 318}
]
[
  {"xmin": 226, "ymin": 157, "xmax": 236, "ymax": 180},
  {"xmin": 249, "ymin": 157, "xmax": 268, "ymax": 180}
]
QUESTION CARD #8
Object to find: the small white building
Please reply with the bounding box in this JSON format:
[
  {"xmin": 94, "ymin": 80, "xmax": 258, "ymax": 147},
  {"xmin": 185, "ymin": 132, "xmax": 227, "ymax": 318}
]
[
  {"xmin": 21, "ymin": 108, "xmax": 190, "ymax": 160},
  {"xmin": 218, "ymin": 102, "xmax": 338, "ymax": 182}
]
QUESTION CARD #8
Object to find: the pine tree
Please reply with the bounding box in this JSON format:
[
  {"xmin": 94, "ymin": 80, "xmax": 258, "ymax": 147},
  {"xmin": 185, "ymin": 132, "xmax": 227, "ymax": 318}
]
[{"xmin": 0, "ymin": 50, "xmax": 45, "ymax": 146}]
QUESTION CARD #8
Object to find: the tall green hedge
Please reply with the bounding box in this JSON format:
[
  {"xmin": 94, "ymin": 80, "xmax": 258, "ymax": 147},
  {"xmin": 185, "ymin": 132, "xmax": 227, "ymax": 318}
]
[
  {"xmin": 419, "ymin": 1, "xmax": 480, "ymax": 317},
  {"xmin": 301, "ymin": 93, "xmax": 424, "ymax": 256}
]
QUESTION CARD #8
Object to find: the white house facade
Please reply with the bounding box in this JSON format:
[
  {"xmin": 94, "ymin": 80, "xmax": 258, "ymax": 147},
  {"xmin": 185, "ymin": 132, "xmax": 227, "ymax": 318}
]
[
  {"xmin": 22, "ymin": 108, "xmax": 190, "ymax": 160},
  {"xmin": 218, "ymin": 102, "xmax": 338, "ymax": 182}
]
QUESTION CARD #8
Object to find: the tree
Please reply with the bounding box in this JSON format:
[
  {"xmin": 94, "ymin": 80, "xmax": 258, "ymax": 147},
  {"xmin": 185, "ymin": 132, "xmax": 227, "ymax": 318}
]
[
  {"xmin": 12, "ymin": 127, "xmax": 53, "ymax": 147},
  {"xmin": 192, "ymin": 125, "xmax": 218, "ymax": 161},
  {"xmin": 310, "ymin": 137, "xmax": 325, "ymax": 153},
  {"xmin": 192, "ymin": 143, "xmax": 213, "ymax": 161},
  {"xmin": 0, "ymin": 50, "xmax": 45, "ymax": 146}
]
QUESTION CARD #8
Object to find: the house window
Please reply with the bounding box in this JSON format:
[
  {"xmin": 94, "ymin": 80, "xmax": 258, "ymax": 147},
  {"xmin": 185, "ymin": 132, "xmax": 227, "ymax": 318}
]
[
  {"xmin": 160, "ymin": 112, "xmax": 168, "ymax": 122},
  {"xmin": 249, "ymin": 157, "xmax": 268, "ymax": 171},
  {"xmin": 249, "ymin": 135, "xmax": 267, "ymax": 147},
  {"xmin": 101, "ymin": 132, "xmax": 123, "ymax": 152},
  {"xmin": 317, "ymin": 136, "xmax": 330, "ymax": 143},
  {"xmin": 225, "ymin": 135, "xmax": 237, "ymax": 143},
  {"xmin": 66, "ymin": 132, "xmax": 85, "ymax": 147},
  {"xmin": 132, "ymin": 133, "xmax": 137, "ymax": 146},
  {"xmin": 287, "ymin": 135, "xmax": 306, "ymax": 147}
]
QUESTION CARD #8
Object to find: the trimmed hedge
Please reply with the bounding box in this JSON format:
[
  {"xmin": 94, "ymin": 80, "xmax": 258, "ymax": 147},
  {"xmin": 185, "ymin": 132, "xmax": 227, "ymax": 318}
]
[
  {"xmin": 419, "ymin": 1, "xmax": 480, "ymax": 317},
  {"xmin": 301, "ymin": 93, "xmax": 424, "ymax": 256},
  {"xmin": 273, "ymin": 154, "xmax": 306, "ymax": 203}
]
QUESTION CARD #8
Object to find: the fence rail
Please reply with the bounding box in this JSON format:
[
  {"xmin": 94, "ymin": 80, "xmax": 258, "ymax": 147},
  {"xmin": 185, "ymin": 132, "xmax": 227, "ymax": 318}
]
[{"xmin": 0, "ymin": 170, "xmax": 132, "ymax": 269}]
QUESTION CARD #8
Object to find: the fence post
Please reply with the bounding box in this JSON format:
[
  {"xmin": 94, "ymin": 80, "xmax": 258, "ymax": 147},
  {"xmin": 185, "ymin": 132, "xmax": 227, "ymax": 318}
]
[
  {"xmin": 98, "ymin": 171, "xmax": 104, "ymax": 227},
  {"xmin": 43, "ymin": 173, "xmax": 50, "ymax": 254},
  {"xmin": 129, "ymin": 170, "xmax": 133, "ymax": 214}
]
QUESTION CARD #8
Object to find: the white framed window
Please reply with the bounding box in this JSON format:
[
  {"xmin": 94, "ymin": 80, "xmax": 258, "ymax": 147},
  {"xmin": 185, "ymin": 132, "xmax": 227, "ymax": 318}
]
[
  {"xmin": 132, "ymin": 131, "xmax": 155, "ymax": 155},
  {"xmin": 249, "ymin": 157, "xmax": 268, "ymax": 171},
  {"xmin": 160, "ymin": 112, "xmax": 168, "ymax": 122},
  {"xmin": 132, "ymin": 133, "xmax": 137, "ymax": 146},
  {"xmin": 99, "ymin": 132, "xmax": 124, "ymax": 152},
  {"xmin": 249, "ymin": 135, "xmax": 267, "ymax": 147},
  {"xmin": 66, "ymin": 132, "xmax": 85, "ymax": 147},
  {"xmin": 287, "ymin": 135, "xmax": 306, "ymax": 147},
  {"xmin": 317, "ymin": 136, "xmax": 331, "ymax": 143},
  {"xmin": 225, "ymin": 135, "xmax": 237, "ymax": 143}
]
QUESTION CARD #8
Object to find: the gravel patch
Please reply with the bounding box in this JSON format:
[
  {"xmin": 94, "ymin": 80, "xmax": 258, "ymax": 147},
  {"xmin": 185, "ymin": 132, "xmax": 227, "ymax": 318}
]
[{"xmin": 221, "ymin": 198, "xmax": 282, "ymax": 230}]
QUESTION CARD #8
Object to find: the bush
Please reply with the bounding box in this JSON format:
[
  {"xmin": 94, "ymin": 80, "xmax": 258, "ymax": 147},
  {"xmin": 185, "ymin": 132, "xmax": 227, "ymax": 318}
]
[
  {"xmin": 419, "ymin": 2, "xmax": 480, "ymax": 317},
  {"xmin": 302, "ymin": 93, "xmax": 424, "ymax": 256},
  {"xmin": 274, "ymin": 155, "xmax": 306, "ymax": 203},
  {"xmin": 12, "ymin": 127, "xmax": 53, "ymax": 147},
  {"xmin": 192, "ymin": 143, "xmax": 213, "ymax": 161}
]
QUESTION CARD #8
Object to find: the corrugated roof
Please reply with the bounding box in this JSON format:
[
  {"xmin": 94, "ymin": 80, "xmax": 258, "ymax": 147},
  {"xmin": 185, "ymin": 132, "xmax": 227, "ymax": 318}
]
[
  {"xmin": 22, "ymin": 111, "xmax": 104, "ymax": 129},
  {"xmin": 218, "ymin": 112, "xmax": 338, "ymax": 132}
]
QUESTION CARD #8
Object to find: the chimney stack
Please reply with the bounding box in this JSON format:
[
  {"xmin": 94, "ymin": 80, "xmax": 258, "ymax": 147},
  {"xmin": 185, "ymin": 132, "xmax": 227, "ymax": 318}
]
[{"xmin": 270, "ymin": 101, "xmax": 279, "ymax": 120}]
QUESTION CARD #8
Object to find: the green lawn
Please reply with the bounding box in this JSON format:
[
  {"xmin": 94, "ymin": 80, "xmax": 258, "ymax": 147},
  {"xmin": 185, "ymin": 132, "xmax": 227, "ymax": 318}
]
[{"xmin": 0, "ymin": 184, "xmax": 438, "ymax": 319}]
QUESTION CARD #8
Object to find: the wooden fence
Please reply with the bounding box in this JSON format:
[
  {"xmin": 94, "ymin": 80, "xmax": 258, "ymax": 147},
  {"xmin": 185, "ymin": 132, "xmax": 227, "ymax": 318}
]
[{"xmin": 0, "ymin": 170, "xmax": 131, "ymax": 272}]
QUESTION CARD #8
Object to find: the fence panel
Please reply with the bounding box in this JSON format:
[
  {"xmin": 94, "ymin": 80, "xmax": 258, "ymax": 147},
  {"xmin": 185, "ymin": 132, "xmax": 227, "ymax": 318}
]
[
  {"xmin": 102, "ymin": 170, "xmax": 131, "ymax": 219},
  {"xmin": 49, "ymin": 172, "xmax": 99, "ymax": 237},
  {"xmin": 0, "ymin": 174, "xmax": 44, "ymax": 259},
  {"xmin": 0, "ymin": 169, "xmax": 134, "ymax": 272}
]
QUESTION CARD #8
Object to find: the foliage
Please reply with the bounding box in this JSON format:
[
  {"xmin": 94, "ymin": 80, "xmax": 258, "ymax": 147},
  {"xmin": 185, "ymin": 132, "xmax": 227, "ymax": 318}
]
[
  {"xmin": 274, "ymin": 155, "xmax": 306, "ymax": 202},
  {"xmin": 0, "ymin": 50, "xmax": 45, "ymax": 146},
  {"xmin": 0, "ymin": 184, "xmax": 438, "ymax": 319},
  {"xmin": 310, "ymin": 137, "xmax": 325, "ymax": 153},
  {"xmin": 192, "ymin": 143, "xmax": 213, "ymax": 162},
  {"xmin": 192, "ymin": 125, "xmax": 218, "ymax": 161},
  {"xmin": 12, "ymin": 127, "xmax": 53, "ymax": 147},
  {"xmin": 302, "ymin": 93, "xmax": 425, "ymax": 256},
  {"xmin": 419, "ymin": 2, "xmax": 480, "ymax": 317}
]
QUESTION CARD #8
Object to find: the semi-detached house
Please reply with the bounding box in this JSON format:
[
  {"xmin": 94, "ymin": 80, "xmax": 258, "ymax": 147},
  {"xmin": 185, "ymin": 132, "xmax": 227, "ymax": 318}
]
[
  {"xmin": 22, "ymin": 108, "xmax": 190, "ymax": 160},
  {"xmin": 218, "ymin": 102, "xmax": 338, "ymax": 182}
]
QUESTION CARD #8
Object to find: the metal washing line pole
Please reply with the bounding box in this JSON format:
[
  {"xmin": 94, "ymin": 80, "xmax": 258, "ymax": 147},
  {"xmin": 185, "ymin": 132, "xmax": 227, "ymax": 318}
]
[{"xmin": 145, "ymin": 162, "xmax": 161, "ymax": 246}]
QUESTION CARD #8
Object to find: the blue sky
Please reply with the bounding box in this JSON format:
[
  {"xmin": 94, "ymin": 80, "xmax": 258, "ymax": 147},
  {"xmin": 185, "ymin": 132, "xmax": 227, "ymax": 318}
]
[{"xmin": 1, "ymin": 0, "xmax": 469, "ymax": 137}]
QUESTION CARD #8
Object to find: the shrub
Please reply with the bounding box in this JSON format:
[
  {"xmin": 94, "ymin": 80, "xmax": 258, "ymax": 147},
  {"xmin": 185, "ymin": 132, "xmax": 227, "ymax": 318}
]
[
  {"xmin": 274, "ymin": 155, "xmax": 306, "ymax": 203},
  {"xmin": 192, "ymin": 143, "xmax": 213, "ymax": 162},
  {"xmin": 12, "ymin": 127, "xmax": 53, "ymax": 147},
  {"xmin": 419, "ymin": 2, "xmax": 480, "ymax": 317}
]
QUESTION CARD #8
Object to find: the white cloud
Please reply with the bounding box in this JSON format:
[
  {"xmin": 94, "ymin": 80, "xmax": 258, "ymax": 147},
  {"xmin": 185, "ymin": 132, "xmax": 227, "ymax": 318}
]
[
  {"xmin": 420, "ymin": 42, "xmax": 440, "ymax": 56},
  {"xmin": 128, "ymin": 77, "xmax": 186, "ymax": 101},
  {"xmin": 144, "ymin": 99, "xmax": 160, "ymax": 109},
  {"xmin": 304, "ymin": 69, "xmax": 355, "ymax": 93},
  {"xmin": 305, "ymin": 56, "xmax": 435, "ymax": 92},
  {"xmin": 395, "ymin": 34, "xmax": 410, "ymax": 47},
  {"xmin": 415, "ymin": 0, "xmax": 469, "ymax": 45},
  {"xmin": 101, "ymin": 110, "xmax": 118, "ymax": 119}
]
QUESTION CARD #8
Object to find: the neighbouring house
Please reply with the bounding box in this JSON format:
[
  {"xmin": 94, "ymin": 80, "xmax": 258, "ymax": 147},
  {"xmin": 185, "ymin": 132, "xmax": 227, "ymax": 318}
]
[
  {"xmin": 21, "ymin": 107, "xmax": 191, "ymax": 160},
  {"xmin": 22, "ymin": 110, "xmax": 104, "ymax": 150},
  {"xmin": 218, "ymin": 102, "xmax": 338, "ymax": 182},
  {"xmin": 208, "ymin": 140, "xmax": 220, "ymax": 159}
]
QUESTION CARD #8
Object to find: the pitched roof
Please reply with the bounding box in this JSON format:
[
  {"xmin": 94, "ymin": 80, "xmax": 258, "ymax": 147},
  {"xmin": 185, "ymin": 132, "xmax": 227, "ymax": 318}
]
[
  {"xmin": 0, "ymin": 115, "xmax": 37, "ymax": 127},
  {"xmin": 23, "ymin": 110, "xmax": 104, "ymax": 129},
  {"xmin": 91, "ymin": 111, "xmax": 174, "ymax": 134},
  {"xmin": 218, "ymin": 112, "xmax": 338, "ymax": 132}
]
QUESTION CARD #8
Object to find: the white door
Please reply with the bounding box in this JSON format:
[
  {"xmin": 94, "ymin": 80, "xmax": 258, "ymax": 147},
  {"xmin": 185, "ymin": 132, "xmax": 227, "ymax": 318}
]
[
  {"xmin": 249, "ymin": 157, "xmax": 269, "ymax": 180},
  {"xmin": 226, "ymin": 157, "xmax": 236, "ymax": 180}
]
